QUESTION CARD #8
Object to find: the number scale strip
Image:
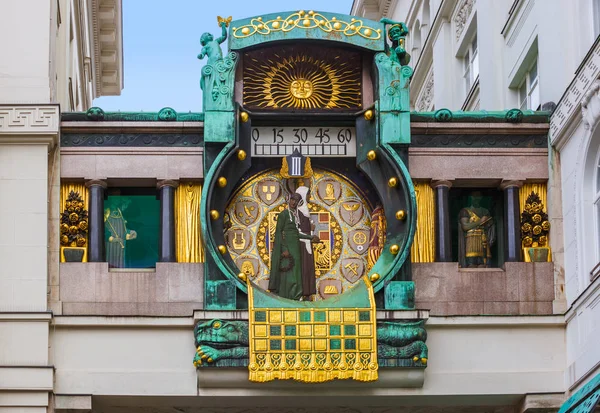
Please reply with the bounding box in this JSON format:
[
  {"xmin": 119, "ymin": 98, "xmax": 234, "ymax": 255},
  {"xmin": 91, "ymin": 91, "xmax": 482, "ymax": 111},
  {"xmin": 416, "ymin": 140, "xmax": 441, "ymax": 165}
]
[{"xmin": 250, "ymin": 126, "xmax": 356, "ymax": 158}]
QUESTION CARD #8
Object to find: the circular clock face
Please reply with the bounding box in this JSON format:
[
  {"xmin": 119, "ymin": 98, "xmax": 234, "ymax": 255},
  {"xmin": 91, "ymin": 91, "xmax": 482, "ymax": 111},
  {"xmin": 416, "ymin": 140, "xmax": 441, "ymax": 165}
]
[{"xmin": 224, "ymin": 168, "xmax": 386, "ymax": 299}]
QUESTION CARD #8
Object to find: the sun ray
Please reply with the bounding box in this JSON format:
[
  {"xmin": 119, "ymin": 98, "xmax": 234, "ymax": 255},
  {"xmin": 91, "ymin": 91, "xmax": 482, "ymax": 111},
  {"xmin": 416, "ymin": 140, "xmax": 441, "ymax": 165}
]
[{"xmin": 243, "ymin": 46, "xmax": 361, "ymax": 110}]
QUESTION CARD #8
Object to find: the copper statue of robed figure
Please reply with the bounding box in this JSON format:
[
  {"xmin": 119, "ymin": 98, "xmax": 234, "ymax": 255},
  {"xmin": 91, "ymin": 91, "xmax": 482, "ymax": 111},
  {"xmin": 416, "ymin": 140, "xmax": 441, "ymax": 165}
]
[
  {"xmin": 268, "ymin": 191, "xmax": 321, "ymax": 301},
  {"xmin": 104, "ymin": 198, "xmax": 137, "ymax": 268},
  {"xmin": 458, "ymin": 191, "xmax": 496, "ymax": 268}
]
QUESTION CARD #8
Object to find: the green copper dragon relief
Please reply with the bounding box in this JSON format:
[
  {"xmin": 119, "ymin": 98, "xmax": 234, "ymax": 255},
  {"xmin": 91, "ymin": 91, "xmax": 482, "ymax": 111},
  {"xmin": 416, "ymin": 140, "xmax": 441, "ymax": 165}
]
[{"xmin": 193, "ymin": 319, "xmax": 428, "ymax": 368}]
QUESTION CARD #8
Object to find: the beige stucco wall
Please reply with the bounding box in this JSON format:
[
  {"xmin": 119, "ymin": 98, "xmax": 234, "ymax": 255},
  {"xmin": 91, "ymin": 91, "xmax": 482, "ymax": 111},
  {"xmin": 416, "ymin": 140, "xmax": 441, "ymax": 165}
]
[
  {"xmin": 0, "ymin": 105, "xmax": 59, "ymax": 413},
  {"xmin": 49, "ymin": 315, "xmax": 565, "ymax": 402},
  {"xmin": 0, "ymin": 1, "xmax": 52, "ymax": 103}
]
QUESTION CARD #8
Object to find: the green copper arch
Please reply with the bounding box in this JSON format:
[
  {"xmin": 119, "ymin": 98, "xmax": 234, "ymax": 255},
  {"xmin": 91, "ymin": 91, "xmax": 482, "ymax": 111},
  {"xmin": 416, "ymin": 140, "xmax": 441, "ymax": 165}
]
[{"xmin": 228, "ymin": 11, "xmax": 386, "ymax": 51}]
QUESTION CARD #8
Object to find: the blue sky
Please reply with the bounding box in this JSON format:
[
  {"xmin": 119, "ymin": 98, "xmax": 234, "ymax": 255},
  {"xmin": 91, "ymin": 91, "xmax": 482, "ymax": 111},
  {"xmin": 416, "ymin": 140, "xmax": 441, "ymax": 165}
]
[{"xmin": 94, "ymin": 0, "xmax": 353, "ymax": 112}]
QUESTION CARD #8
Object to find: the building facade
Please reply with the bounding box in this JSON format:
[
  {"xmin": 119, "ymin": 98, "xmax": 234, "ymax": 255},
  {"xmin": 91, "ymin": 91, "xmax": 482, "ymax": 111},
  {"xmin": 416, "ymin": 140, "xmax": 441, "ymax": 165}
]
[
  {"xmin": 351, "ymin": 0, "xmax": 600, "ymax": 401},
  {"xmin": 1, "ymin": 3, "xmax": 599, "ymax": 413},
  {"xmin": 0, "ymin": 1, "xmax": 123, "ymax": 412},
  {"xmin": 351, "ymin": 0, "xmax": 599, "ymax": 112}
]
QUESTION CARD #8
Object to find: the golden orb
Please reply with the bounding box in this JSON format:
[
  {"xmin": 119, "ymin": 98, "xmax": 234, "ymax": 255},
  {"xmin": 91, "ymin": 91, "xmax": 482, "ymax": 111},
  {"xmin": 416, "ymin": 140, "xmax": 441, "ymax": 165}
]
[
  {"xmin": 238, "ymin": 273, "xmax": 247, "ymax": 282},
  {"xmin": 303, "ymin": 19, "xmax": 311, "ymax": 27},
  {"xmin": 413, "ymin": 356, "xmax": 419, "ymax": 362},
  {"xmin": 364, "ymin": 28, "xmax": 372, "ymax": 36},
  {"xmin": 308, "ymin": 10, "xmax": 314, "ymax": 15},
  {"xmin": 333, "ymin": 22, "xmax": 341, "ymax": 30},
  {"xmin": 240, "ymin": 112, "xmax": 249, "ymax": 122},
  {"xmin": 396, "ymin": 210, "xmax": 406, "ymax": 220},
  {"xmin": 257, "ymin": 17, "xmax": 262, "ymax": 21},
  {"xmin": 364, "ymin": 109, "xmax": 374, "ymax": 120},
  {"xmin": 349, "ymin": 24, "xmax": 356, "ymax": 30},
  {"xmin": 241, "ymin": 27, "xmax": 250, "ymax": 35},
  {"xmin": 421, "ymin": 358, "xmax": 428, "ymax": 364},
  {"xmin": 258, "ymin": 23, "xmax": 264, "ymax": 29},
  {"xmin": 237, "ymin": 149, "xmax": 247, "ymax": 161},
  {"xmin": 299, "ymin": 10, "xmax": 305, "ymax": 15},
  {"xmin": 388, "ymin": 177, "xmax": 398, "ymax": 187},
  {"xmin": 217, "ymin": 245, "xmax": 227, "ymax": 254},
  {"xmin": 370, "ymin": 273, "xmax": 380, "ymax": 282},
  {"xmin": 272, "ymin": 21, "xmax": 280, "ymax": 29},
  {"xmin": 367, "ymin": 150, "xmax": 377, "ymax": 161},
  {"xmin": 390, "ymin": 244, "xmax": 400, "ymax": 255},
  {"xmin": 217, "ymin": 177, "xmax": 227, "ymax": 187},
  {"xmin": 209, "ymin": 210, "xmax": 220, "ymax": 220}
]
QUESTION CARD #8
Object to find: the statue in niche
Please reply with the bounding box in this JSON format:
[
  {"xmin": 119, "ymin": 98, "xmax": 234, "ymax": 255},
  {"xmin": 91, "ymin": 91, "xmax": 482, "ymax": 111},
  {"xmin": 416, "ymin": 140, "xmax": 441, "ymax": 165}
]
[
  {"xmin": 380, "ymin": 18, "xmax": 411, "ymax": 66},
  {"xmin": 458, "ymin": 191, "xmax": 496, "ymax": 268},
  {"xmin": 268, "ymin": 193, "xmax": 321, "ymax": 301},
  {"xmin": 104, "ymin": 198, "xmax": 137, "ymax": 268}
]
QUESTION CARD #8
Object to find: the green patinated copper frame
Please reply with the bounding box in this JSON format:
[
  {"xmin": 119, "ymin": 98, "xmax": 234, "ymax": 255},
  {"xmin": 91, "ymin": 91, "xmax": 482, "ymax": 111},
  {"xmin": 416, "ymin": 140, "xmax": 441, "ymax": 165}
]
[{"xmin": 199, "ymin": 11, "xmax": 417, "ymax": 311}]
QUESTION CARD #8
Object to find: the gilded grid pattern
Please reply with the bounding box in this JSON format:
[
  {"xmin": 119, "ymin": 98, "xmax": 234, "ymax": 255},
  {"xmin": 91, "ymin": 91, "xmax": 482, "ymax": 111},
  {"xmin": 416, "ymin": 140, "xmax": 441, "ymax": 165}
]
[{"xmin": 248, "ymin": 282, "xmax": 378, "ymax": 383}]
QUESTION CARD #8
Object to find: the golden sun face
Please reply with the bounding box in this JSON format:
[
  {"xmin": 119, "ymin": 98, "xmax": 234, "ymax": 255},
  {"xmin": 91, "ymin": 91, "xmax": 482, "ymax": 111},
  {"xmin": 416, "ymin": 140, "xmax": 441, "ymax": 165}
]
[
  {"xmin": 289, "ymin": 79, "xmax": 314, "ymax": 99},
  {"xmin": 243, "ymin": 46, "xmax": 362, "ymax": 110}
]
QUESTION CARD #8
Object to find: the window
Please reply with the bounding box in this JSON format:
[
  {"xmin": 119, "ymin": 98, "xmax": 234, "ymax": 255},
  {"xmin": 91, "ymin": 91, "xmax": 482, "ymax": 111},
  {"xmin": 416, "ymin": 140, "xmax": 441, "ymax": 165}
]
[
  {"xmin": 463, "ymin": 35, "xmax": 479, "ymax": 93},
  {"xmin": 105, "ymin": 190, "xmax": 160, "ymax": 269},
  {"xmin": 518, "ymin": 60, "xmax": 540, "ymax": 110}
]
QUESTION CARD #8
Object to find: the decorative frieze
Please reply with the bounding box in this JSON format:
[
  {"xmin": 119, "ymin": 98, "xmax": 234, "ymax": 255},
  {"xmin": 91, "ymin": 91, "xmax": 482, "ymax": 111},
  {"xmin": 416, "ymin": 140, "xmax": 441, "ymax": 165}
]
[
  {"xmin": 454, "ymin": 0, "xmax": 475, "ymax": 41},
  {"xmin": 550, "ymin": 39, "xmax": 600, "ymax": 147},
  {"xmin": 582, "ymin": 79, "xmax": 600, "ymax": 131},
  {"xmin": 61, "ymin": 133, "xmax": 203, "ymax": 147},
  {"xmin": 411, "ymin": 134, "xmax": 548, "ymax": 148},
  {"xmin": 0, "ymin": 106, "xmax": 59, "ymax": 135},
  {"xmin": 415, "ymin": 69, "xmax": 434, "ymax": 112}
]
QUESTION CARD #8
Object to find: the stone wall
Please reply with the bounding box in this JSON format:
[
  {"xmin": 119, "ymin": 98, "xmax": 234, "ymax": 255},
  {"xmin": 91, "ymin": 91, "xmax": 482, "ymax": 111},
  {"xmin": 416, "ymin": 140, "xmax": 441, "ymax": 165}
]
[
  {"xmin": 59, "ymin": 263, "xmax": 203, "ymax": 316},
  {"xmin": 413, "ymin": 262, "xmax": 555, "ymax": 315}
]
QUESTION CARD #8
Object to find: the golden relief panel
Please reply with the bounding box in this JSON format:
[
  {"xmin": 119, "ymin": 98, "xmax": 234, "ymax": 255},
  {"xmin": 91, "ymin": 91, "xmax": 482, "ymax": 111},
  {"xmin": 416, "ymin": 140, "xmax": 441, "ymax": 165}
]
[
  {"xmin": 232, "ymin": 10, "xmax": 382, "ymax": 41},
  {"xmin": 243, "ymin": 46, "xmax": 362, "ymax": 110},
  {"xmin": 225, "ymin": 168, "xmax": 375, "ymax": 299}
]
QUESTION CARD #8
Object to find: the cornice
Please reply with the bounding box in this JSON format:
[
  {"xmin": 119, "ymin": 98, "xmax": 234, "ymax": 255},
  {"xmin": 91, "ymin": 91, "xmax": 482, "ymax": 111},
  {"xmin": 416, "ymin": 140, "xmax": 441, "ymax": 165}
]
[{"xmin": 89, "ymin": 0, "xmax": 123, "ymax": 97}]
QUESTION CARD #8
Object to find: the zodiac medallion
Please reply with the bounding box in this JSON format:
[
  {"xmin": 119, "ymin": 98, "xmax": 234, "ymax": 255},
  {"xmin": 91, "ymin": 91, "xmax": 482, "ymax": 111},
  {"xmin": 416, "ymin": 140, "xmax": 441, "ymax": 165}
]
[
  {"xmin": 225, "ymin": 227, "xmax": 252, "ymax": 254},
  {"xmin": 256, "ymin": 179, "xmax": 281, "ymax": 205},
  {"xmin": 235, "ymin": 256, "xmax": 260, "ymax": 278},
  {"xmin": 234, "ymin": 198, "xmax": 260, "ymax": 225},
  {"xmin": 317, "ymin": 178, "xmax": 342, "ymax": 206},
  {"xmin": 348, "ymin": 229, "xmax": 370, "ymax": 254},
  {"xmin": 339, "ymin": 200, "xmax": 364, "ymax": 227},
  {"xmin": 318, "ymin": 279, "xmax": 343, "ymax": 299},
  {"xmin": 340, "ymin": 257, "xmax": 366, "ymax": 283}
]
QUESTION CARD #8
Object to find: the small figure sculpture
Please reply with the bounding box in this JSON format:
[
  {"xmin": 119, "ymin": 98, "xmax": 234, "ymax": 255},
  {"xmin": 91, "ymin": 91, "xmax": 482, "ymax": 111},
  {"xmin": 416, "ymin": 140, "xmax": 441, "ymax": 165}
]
[
  {"xmin": 104, "ymin": 198, "xmax": 137, "ymax": 268},
  {"xmin": 458, "ymin": 191, "xmax": 496, "ymax": 268},
  {"xmin": 268, "ymin": 193, "xmax": 320, "ymax": 300},
  {"xmin": 295, "ymin": 186, "xmax": 317, "ymax": 301},
  {"xmin": 197, "ymin": 16, "xmax": 231, "ymax": 66},
  {"xmin": 380, "ymin": 18, "xmax": 411, "ymax": 66}
]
